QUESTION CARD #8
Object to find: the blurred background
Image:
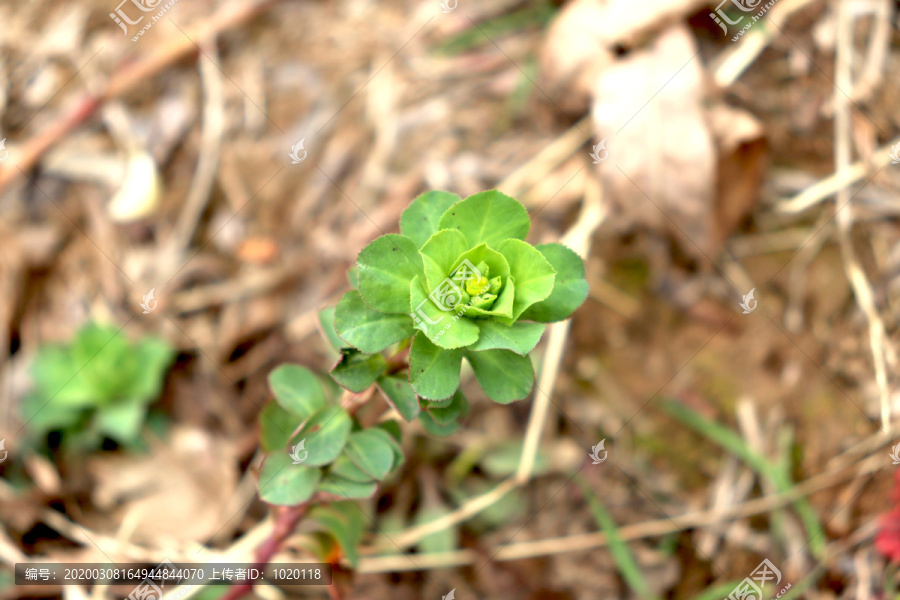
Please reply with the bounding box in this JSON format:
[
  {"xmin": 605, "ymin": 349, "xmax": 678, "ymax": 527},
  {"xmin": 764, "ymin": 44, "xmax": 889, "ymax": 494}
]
[{"xmin": 2, "ymin": 0, "xmax": 900, "ymax": 598}]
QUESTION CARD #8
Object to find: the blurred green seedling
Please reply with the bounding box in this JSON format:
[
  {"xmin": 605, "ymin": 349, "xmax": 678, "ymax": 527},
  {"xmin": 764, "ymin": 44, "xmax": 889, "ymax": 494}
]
[{"xmin": 22, "ymin": 322, "xmax": 175, "ymax": 453}]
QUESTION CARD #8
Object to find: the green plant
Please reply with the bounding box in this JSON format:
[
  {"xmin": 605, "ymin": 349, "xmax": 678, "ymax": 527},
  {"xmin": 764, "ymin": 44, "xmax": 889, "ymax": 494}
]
[
  {"xmin": 21, "ymin": 322, "xmax": 174, "ymax": 452},
  {"xmin": 333, "ymin": 189, "xmax": 588, "ymax": 420},
  {"xmin": 250, "ymin": 190, "xmax": 588, "ymax": 572}
]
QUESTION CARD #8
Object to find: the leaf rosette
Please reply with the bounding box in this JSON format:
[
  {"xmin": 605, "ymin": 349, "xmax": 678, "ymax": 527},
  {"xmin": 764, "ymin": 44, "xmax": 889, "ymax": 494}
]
[{"xmin": 331, "ymin": 190, "xmax": 589, "ymax": 416}]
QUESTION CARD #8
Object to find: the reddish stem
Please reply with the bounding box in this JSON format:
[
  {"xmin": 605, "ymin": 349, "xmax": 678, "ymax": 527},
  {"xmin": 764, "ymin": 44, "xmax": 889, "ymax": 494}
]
[{"xmin": 219, "ymin": 503, "xmax": 310, "ymax": 600}]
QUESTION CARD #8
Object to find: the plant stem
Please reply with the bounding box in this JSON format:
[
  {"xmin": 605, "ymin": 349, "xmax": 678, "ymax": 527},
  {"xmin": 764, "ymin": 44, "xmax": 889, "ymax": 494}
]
[{"xmin": 219, "ymin": 503, "xmax": 310, "ymax": 600}]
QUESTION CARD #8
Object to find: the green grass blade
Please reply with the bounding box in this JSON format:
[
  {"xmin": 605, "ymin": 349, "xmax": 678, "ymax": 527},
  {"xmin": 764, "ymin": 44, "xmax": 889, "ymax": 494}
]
[
  {"xmin": 575, "ymin": 476, "xmax": 659, "ymax": 600},
  {"xmin": 660, "ymin": 399, "xmax": 824, "ymax": 557}
]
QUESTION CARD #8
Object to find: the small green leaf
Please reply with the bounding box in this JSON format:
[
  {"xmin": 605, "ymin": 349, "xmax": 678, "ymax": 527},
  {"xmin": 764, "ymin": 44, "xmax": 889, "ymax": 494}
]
[
  {"xmin": 497, "ymin": 239, "xmax": 556, "ymax": 324},
  {"xmin": 295, "ymin": 405, "xmax": 353, "ymax": 466},
  {"xmin": 308, "ymin": 503, "xmax": 366, "ymax": 567},
  {"xmin": 32, "ymin": 348, "xmax": 104, "ymax": 409},
  {"xmin": 418, "ymin": 410, "xmax": 459, "ymax": 436},
  {"xmin": 466, "ymin": 349, "xmax": 534, "ymax": 403},
  {"xmin": 259, "ymin": 401, "xmax": 297, "ymax": 452},
  {"xmin": 357, "ymin": 234, "xmax": 424, "ymax": 314},
  {"xmin": 330, "ymin": 349, "xmax": 387, "ymax": 393},
  {"xmin": 409, "ymin": 276, "xmax": 478, "ymax": 349},
  {"xmin": 426, "ymin": 390, "xmax": 469, "ymax": 425},
  {"xmin": 400, "ymin": 190, "xmax": 462, "ymax": 248},
  {"xmin": 317, "ymin": 306, "xmax": 345, "ymax": 353},
  {"xmin": 257, "ymin": 453, "xmax": 322, "ymax": 506},
  {"xmin": 375, "ymin": 423, "xmax": 405, "ymax": 471},
  {"xmin": 94, "ymin": 398, "xmax": 147, "ymax": 443},
  {"xmin": 330, "ymin": 455, "xmax": 376, "ymax": 483},
  {"xmin": 419, "ymin": 229, "xmax": 470, "ymax": 292},
  {"xmin": 335, "ymin": 291, "xmax": 414, "ymax": 354},
  {"xmin": 377, "ymin": 420, "xmax": 402, "ymax": 443},
  {"xmin": 521, "ymin": 243, "xmax": 589, "ymax": 322},
  {"xmin": 438, "ymin": 189, "xmax": 530, "ymax": 248},
  {"xmin": 408, "ymin": 332, "xmax": 463, "ymax": 400},
  {"xmin": 125, "ymin": 337, "xmax": 174, "ymax": 399},
  {"xmin": 269, "ymin": 364, "xmax": 327, "ymax": 420},
  {"xmin": 376, "ymin": 375, "xmax": 420, "ymax": 421},
  {"xmin": 468, "ymin": 320, "xmax": 545, "ymax": 355},
  {"xmin": 318, "ymin": 474, "xmax": 379, "ymax": 499},
  {"xmin": 344, "ymin": 429, "xmax": 395, "ymax": 480},
  {"xmin": 347, "ymin": 266, "xmax": 359, "ymax": 289}
]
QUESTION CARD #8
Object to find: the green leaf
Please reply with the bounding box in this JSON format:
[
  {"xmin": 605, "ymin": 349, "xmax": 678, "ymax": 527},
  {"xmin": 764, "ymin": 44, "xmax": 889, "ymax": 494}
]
[
  {"xmin": 295, "ymin": 405, "xmax": 353, "ymax": 467},
  {"xmin": 418, "ymin": 410, "xmax": 460, "ymax": 436},
  {"xmin": 75, "ymin": 325, "xmax": 138, "ymax": 401},
  {"xmin": 330, "ymin": 349, "xmax": 387, "ymax": 393},
  {"xmin": 308, "ymin": 502, "xmax": 366, "ymax": 567},
  {"xmin": 419, "ymin": 229, "xmax": 470, "ymax": 292},
  {"xmin": 330, "ymin": 455, "xmax": 376, "ymax": 483},
  {"xmin": 20, "ymin": 394, "xmax": 82, "ymax": 433},
  {"xmin": 347, "ymin": 266, "xmax": 359, "ymax": 289},
  {"xmin": 521, "ymin": 243, "xmax": 589, "ymax": 322},
  {"xmin": 357, "ymin": 234, "xmax": 424, "ymax": 314},
  {"xmin": 438, "ymin": 190, "xmax": 530, "ymax": 248},
  {"xmin": 497, "ymin": 239, "xmax": 556, "ymax": 324},
  {"xmin": 466, "ymin": 349, "xmax": 534, "ymax": 403},
  {"xmin": 408, "ymin": 332, "xmax": 463, "ymax": 400},
  {"xmin": 317, "ymin": 306, "xmax": 345, "ymax": 353},
  {"xmin": 335, "ymin": 291, "xmax": 414, "ymax": 354},
  {"xmin": 318, "ymin": 474, "xmax": 379, "ymax": 499},
  {"xmin": 376, "ymin": 375, "xmax": 420, "ymax": 422},
  {"xmin": 124, "ymin": 337, "xmax": 174, "ymax": 400},
  {"xmin": 257, "ymin": 453, "xmax": 322, "ymax": 506},
  {"xmin": 376, "ymin": 423, "xmax": 405, "ymax": 471},
  {"xmin": 426, "ymin": 390, "xmax": 469, "ymax": 425},
  {"xmin": 344, "ymin": 429, "xmax": 395, "ymax": 480},
  {"xmin": 377, "ymin": 420, "xmax": 402, "ymax": 443},
  {"xmin": 400, "ymin": 190, "xmax": 462, "ymax": 248},
  {"xmin": 468, "ymin": 320, "xmax": 545, "ymax": 355},
  {"xmin": 269, "ymin": 364, "xmax": 327, "ymax": 420},
  {"xmin": 259, "ymin": 401, "xmax": 298, "ymax": 452},
  {"xmin": 409, "ymin": 276, "xmax": 478, "ymax": 349},
  {"xmin": 31, "ymin": 347, "xmax": 99, "ymax": 408},
  {"xmin": 94, "ymin": 399, "xmax": 147, "ymax": 443}
]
